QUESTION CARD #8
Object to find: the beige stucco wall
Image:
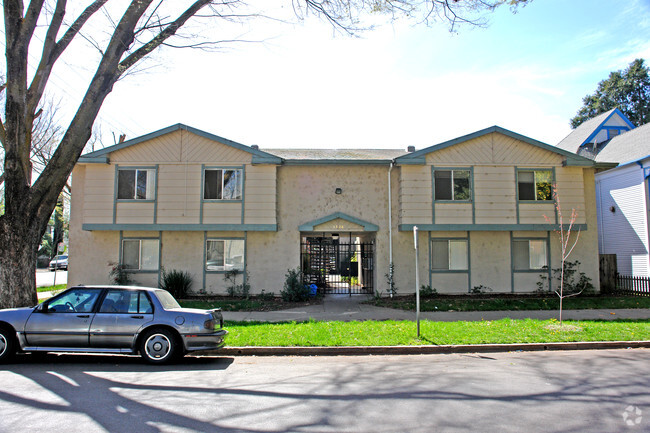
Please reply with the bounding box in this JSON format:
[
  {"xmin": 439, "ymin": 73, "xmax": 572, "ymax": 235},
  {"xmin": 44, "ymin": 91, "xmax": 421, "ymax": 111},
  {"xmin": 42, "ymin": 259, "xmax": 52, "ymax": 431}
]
[
  {"xmin": 69, "ymin": 128, "xmax": 600, "ymax": 296},
  {"xmin": 78, "ymin": 129, "xmax": 277, "ymax": 227},
  {"xmin": 400, "ymin": 132, "xmax": 587, "ymax": 226},
  {"xmin": 245, "ymin": 164, "xmax": 397, "ymax": 295}
]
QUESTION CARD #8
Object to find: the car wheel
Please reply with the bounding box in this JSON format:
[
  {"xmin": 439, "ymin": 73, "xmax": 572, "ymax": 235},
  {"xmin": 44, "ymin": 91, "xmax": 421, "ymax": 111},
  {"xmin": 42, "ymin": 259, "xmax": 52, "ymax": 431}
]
[
  {"xmin": 0, "ymin": 327, "xmax": 16, "ymax": 363},
  {"xmin": 139, "ymin": 328, "xmax": 180, "ymax": 364}
]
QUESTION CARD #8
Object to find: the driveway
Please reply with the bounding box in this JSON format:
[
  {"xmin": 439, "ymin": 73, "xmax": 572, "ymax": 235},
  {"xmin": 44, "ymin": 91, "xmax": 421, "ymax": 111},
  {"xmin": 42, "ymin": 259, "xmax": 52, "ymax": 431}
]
[{"xmin": 0, "ymin": 349, "xmax": 648, "ymax": 432}]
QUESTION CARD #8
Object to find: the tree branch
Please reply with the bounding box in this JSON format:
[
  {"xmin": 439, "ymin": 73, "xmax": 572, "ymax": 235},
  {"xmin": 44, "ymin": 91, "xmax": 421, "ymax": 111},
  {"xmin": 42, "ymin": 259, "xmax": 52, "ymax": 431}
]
[
  {"xmin": 27, "ymin": 1, "xmax": 109, "ymax": 117},
  {"xmin": 118, "ymin": 0, "xmax": 213, "ymax": 73}
]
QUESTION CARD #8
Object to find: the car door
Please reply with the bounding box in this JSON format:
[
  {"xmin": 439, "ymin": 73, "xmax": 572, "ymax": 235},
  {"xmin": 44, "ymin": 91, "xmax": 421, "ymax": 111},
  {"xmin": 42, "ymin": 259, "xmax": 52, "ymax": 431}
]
[
  {"xmin": 24, "ymin": 288, "xmax": 102, "ymax": 347},
  {"xmin": 89, "ymin": 289, "xmax": 154, "ymax": 348}
]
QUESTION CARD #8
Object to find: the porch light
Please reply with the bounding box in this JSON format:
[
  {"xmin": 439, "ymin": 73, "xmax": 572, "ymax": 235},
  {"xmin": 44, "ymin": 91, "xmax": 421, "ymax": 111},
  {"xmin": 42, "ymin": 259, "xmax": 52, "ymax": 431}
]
[
  {"xmin": 335, "ymin": 188, "xmax": 342, "ymax": 194},
  {"xmin": 332, "ymin": 233, "xmax": 339, "ymax": 240}
]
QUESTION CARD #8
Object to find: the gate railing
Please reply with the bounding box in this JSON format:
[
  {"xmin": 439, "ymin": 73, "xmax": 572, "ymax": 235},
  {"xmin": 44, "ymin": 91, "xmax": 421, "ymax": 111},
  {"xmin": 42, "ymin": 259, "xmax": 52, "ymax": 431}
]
[{"xmin": 301, "ymin": 240, "xmax": 374, "ymax": 295}]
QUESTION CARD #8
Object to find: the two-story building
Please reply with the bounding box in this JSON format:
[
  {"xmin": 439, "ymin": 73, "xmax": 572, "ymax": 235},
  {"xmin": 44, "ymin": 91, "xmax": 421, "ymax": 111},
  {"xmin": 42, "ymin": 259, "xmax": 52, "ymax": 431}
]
[{"xmin": 69, "ymin": 124, "xmax": 600, "ymax": 294}]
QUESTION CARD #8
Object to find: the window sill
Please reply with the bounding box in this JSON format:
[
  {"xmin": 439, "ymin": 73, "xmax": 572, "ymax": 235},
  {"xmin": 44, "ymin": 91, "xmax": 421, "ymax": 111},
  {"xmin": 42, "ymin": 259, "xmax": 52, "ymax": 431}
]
[
  {"xmin": 430, "ymin": 269, "xmax": 469, "ymax": 273},
  {"xmin": 123, "ymin": 269, "xmax": 159, "ymax": 274}
]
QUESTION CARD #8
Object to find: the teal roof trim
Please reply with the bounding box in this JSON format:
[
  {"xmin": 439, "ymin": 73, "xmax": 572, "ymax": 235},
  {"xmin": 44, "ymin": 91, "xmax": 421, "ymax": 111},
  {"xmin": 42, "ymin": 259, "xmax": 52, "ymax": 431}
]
[
  {"xmin": 399, "ymin": 223, "xmax": 588, "ymax": 232},
  {"xmin": 83, "ymin": 223, "xmax": 277, "ymax": 232},
  {"xmin": 395, "ymin": 126, "xmax": 596, "ymax": 167},
  {"xmin": 299, "ymin": 212, "xmax": 379, "ymax": 232},
  {"xmin": 78, "ymin": 123, "xmax": 282, "ymax": 164},
  {"xmin": 78, "ymin": 156, "xmax": 109, "ymax": 163}
]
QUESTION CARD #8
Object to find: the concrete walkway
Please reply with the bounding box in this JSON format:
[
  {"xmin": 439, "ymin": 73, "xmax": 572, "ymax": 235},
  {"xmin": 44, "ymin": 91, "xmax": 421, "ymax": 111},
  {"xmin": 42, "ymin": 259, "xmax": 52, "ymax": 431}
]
[{"xmin": 223, "ymin": 293, "xmax": 650, "ymax": 322}]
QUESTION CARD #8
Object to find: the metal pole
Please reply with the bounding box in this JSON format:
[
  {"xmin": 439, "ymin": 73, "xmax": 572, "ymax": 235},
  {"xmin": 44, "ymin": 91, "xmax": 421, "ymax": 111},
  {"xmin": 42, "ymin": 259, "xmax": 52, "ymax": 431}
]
[{"xmin": 414, "ymin": 226, "xmax": 420, "ymax": 338}]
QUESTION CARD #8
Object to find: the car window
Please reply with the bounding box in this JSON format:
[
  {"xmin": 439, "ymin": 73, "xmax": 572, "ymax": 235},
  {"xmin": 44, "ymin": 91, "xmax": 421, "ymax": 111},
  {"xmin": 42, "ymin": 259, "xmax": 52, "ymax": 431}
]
[
  {"xmin": 139, "ymin": 292, "xmax": 153, "ymax": 314},
  {"xmin": 100, "ymin": 290, "xmax": 154, "ymax": 314},
  {"xmin": 48, "ymin": 288, "xmax": 102, "ymax": 313},
  {"xmin": 154, "ymin": 290, "xmax": 181, "ymax": 310}
]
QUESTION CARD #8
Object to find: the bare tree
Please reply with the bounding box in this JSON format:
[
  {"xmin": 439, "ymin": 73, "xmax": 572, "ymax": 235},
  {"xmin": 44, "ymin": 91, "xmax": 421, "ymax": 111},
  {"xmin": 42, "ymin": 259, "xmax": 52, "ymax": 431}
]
[
  {"xmin": 0, "ymin": 0, "xmax": 530, "ymax": 308},
  {"xmin": 545, "ymin": 187, "xmax": 582, "ymax": 325}
]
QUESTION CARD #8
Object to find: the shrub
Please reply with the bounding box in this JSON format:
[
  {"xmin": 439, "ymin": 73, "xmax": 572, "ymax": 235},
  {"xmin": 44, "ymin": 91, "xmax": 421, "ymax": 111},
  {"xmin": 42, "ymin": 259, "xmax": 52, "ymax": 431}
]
[
  {"xmin": 109, "ymin": 264, "xmax": 131, "ymax": 285},
  {"xmin": 281, "ymin": 268, "xmax": 310, "ymax": 302},
  {"xmin": 471, "ymin": 285, "xmax": 492, "ymax": 294},
  {"xmin": 161, "ymin": 268, "xmax": 193, "ymax": 299},
  {"xmin": 224, "ymin": 269, "xmax": 251, "ymax": 298},
  {"xmin": 537, "ymin": 261, "xmax": 594, "ymax": 295},
  {"xmin": 420, "ymin": 285, "xmax": 438, "ymax": 297},
  {"xmin": 258, "ymin": 290, "xmax": 275, "ymax": 300}
]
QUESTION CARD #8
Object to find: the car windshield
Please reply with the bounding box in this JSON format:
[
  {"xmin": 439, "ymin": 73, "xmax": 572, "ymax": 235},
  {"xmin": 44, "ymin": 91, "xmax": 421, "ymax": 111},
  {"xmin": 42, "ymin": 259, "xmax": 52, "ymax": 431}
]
[{"xmin": 154, "ymin": 290, "xmax": 181, "ymax": 310}]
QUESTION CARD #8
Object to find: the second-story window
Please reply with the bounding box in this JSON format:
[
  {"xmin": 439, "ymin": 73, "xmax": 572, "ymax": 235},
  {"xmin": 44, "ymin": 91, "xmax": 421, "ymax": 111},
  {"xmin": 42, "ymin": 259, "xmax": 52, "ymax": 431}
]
[
  {"xmin": 518, "ymin": 170, "xmax": 552, "ymax": 201},
  {"xmin": 204, "ymin": 169, "xmax": 242, "ymax": 200},
  {"xmin": 117, "ymin": 168, "xmax": 155, "ymax": 200},
  {"xmin": 434, "ymin": 169, "xmax": 471, "ymax": 201}
]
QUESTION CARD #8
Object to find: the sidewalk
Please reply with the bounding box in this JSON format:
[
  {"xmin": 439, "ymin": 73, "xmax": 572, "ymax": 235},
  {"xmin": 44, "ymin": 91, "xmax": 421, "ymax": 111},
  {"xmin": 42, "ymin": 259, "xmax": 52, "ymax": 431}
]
[{"xmin": 223, "ymin": 294, "xmax": 650, "ymax": 322}]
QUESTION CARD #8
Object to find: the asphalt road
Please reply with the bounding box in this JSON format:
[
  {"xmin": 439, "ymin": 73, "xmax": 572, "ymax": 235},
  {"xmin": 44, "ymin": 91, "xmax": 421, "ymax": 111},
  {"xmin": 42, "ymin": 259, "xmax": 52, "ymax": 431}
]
[{"xmin": 0, "ymin": 349, "xmax": 648, "ymax": 433}]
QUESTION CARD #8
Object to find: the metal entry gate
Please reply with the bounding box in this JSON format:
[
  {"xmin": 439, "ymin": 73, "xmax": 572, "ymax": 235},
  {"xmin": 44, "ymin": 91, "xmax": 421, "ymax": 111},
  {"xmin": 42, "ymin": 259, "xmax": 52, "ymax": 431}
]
[{"xmin": 301, "ymin": 237, "xmax": 374, "ymax": 295}]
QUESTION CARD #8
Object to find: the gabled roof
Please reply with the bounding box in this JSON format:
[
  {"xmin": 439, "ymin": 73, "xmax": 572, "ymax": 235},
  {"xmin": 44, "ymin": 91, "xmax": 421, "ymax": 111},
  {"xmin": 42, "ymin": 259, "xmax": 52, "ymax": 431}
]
[
  {"xmin": 298, "ymin": 212, "xmax": 379, "ymax": 232},
  {"xmin": 595, "ymin": 121, "xmax": 650, "ymax": 164},
  {"xmin": 555, "ymin": 108, "xmax": 636, "ymax": 153},
  {"xmin": 394, "ymin": 125, "xmax": 595, "ymax": 166},
  {"xmin": 78, "ymin": 123, "xmax": 282, "ymax": 164}
]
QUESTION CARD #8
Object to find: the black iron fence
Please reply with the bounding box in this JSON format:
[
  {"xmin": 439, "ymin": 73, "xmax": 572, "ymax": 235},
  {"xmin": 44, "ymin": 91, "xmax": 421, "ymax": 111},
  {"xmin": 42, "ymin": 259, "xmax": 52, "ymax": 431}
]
[
  {"xmin": 301, "ymin": 238, "xmax": 374, "ymax": 295},
  {"xmin": 615, "ymin": 275, "xmax": 650, "ymax": 296}
]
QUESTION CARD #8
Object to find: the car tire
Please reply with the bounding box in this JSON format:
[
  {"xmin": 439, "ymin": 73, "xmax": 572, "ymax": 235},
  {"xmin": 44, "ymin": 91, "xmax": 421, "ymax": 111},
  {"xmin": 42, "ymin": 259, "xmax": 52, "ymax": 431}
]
[
  {"xmin": 139, "ymin": 328, "xmax": 180, "ymax": 364},
  {"xmin": 0, "ymin": 326, "xmax": 16, "ymax": 363}
]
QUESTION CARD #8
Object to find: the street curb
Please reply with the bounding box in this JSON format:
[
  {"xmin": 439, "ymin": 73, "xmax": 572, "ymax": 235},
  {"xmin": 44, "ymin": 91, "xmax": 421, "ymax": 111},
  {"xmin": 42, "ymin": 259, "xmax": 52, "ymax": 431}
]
[{"xmin": 216, "ymin": 341, "xmax": 650, "ymax": 357}]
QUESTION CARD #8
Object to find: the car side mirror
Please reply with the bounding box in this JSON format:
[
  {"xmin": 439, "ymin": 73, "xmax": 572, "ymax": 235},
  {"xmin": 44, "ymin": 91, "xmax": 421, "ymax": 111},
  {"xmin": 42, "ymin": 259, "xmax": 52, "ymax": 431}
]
[{"xmin": 37, "ymin": 304, "xmax": 50, "ymax": 313}]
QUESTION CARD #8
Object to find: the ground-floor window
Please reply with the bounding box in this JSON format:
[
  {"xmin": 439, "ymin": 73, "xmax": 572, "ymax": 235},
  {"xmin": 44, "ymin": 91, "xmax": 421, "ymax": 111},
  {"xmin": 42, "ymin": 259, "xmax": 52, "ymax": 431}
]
[
  {"xmin": 122, "ymin": 239, "xmax": 159, "ymax": 271},
  {"xmin": 431, "ymin": 239, "xmax": 468, "ymax": 271},
  {"xmin": 512, "ymin": 239, "xmax": 547, "ymax": 270},
  {"xmin": 206, "ymin": 239, "xmax": 245, "ymax": 271}
]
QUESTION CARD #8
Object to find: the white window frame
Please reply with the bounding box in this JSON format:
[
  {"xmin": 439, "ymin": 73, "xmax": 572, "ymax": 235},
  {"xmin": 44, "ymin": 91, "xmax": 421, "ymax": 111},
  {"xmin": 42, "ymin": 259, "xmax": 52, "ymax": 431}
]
[
  {"xmin": 203, "ymin": 168, "xmax": 243, "ymax": 200},
  {"xmin": 117, "ymin": 168, "xmax": 156, "ymax": 201},
  {"xmin": 121, "ymin": 239, "xmax": 159, "ymax": 271},
  {"xmin": 205, "ymin": 239, "xmax": 245, "ymax": 271}
]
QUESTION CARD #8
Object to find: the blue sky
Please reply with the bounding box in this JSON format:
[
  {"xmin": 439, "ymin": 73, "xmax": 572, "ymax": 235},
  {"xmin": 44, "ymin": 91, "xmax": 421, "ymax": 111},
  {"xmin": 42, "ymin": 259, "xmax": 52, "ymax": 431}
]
[{"xmin": 61, "ymin": 0, "xmax": 650, "ymax": 150}]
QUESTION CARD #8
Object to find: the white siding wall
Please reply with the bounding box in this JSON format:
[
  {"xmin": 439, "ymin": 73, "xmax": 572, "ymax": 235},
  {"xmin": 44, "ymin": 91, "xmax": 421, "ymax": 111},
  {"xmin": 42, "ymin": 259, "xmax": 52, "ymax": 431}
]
[{"xmin": 596, "ymin": 163, "xmax": 650, "ymax": 276}]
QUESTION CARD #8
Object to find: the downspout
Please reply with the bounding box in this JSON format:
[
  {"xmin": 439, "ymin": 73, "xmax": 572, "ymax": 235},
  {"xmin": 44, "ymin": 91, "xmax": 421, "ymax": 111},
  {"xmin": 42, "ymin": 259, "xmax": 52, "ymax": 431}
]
[{"xmin": 388, "ymin": 162, "xmax": 394, "ymax": 297}]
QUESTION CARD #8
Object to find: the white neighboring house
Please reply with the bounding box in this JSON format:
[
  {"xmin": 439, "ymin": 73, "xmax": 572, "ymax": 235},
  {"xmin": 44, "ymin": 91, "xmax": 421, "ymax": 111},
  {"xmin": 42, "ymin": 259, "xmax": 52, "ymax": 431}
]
[{"xmin": 556, "ymin": 108, "xmax": 650, "ymax": 276}]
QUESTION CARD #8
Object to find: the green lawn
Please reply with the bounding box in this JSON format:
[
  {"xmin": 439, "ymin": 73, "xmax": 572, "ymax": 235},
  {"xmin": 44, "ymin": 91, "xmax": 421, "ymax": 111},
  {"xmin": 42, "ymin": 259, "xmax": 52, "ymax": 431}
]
[
  {"xmin": 224, "ymin": 318, "xmax": 650, "ymax": 347},
  {"xmin": 368, "ymin": 295, "xmax": 650, "ymax": 312},
  {"xmin": 37, "ymin": 284, "xmax": 66, "ymax": 293}
]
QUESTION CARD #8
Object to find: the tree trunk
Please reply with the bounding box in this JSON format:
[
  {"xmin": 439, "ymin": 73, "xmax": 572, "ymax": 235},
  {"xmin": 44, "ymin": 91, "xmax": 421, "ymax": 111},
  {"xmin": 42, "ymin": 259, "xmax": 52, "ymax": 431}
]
[{"xmin": 0, "ymin": 218, "xmax": 40, "ymax": 308}]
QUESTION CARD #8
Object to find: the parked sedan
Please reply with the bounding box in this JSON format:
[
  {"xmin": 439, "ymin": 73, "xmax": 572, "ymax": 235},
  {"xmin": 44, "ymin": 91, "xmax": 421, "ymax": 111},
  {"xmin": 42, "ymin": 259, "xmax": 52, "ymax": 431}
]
[
  {"xmin": 48, "ymin": 255, "xmax": 68, "ymax": 271},
  {"xmin": 0, "ymin": 286, "xmax": 227, "ymax": 364}
]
